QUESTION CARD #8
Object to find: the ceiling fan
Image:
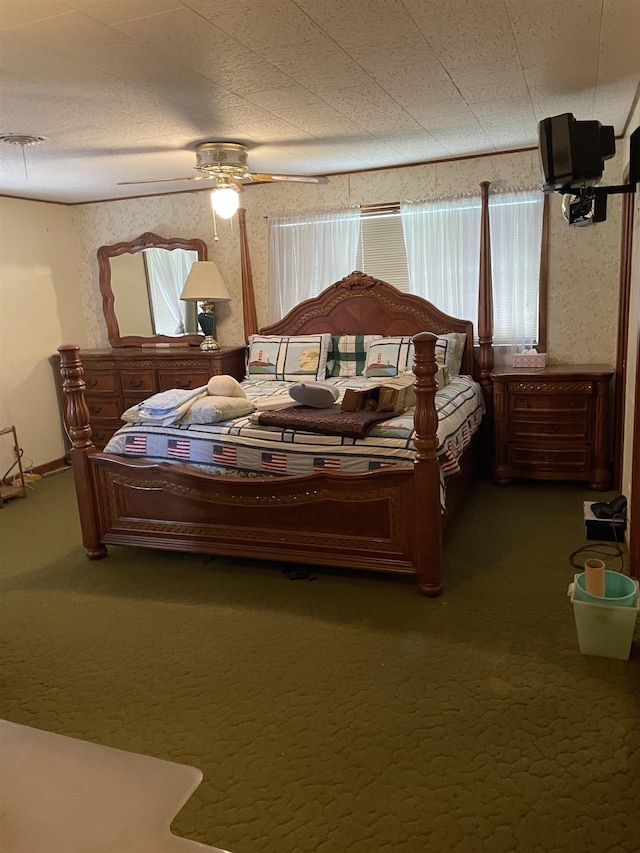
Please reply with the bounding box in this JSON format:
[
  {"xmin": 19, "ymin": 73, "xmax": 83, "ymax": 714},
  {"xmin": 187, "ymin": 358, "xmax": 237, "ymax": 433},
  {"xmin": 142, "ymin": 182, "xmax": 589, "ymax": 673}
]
[{"xmin": 118, "ymin": 141, "xmax": 329, "ymax": 217}]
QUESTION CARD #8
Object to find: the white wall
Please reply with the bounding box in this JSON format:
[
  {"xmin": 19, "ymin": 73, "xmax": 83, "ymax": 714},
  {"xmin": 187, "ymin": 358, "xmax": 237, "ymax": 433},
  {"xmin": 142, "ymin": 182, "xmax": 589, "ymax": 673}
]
[{"xmin": 0, "ymin": 197, "xmax": 87, "ymax": 472}]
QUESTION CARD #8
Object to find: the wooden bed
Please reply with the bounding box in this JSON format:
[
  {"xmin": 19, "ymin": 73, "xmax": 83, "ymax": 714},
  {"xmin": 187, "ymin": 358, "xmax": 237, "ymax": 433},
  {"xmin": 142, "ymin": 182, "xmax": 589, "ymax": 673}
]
[{"xmin": 58, "ymin": 186, "xmax": 495, "ymax": 597}]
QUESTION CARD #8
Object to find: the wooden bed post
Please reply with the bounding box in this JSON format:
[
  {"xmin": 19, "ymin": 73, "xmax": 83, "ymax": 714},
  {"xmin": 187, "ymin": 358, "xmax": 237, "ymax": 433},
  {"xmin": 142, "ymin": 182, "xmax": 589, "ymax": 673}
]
[
  {"xmin": 478, "ymin": 181, "xmax": 494, "ymax": 419},
  {"xmin": 238, "ymin": 207, "xmax": 258, "ymax": 341},
  {"xmin": 58, "ymin": 345, "xmax": 107, "ymax": 560},
  {"xmin": 412, "ymin": 332, "xmax": 443, "ymax": 597}
]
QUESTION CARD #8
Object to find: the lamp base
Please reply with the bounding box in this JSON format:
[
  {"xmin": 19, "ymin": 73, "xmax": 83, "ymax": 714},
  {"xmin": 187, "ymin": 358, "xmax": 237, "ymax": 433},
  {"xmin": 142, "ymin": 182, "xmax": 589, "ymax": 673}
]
[
  {"xmin": 199, "ymin": 336, "xmax": 221, "ymax": 352},
  {"xmin": 197, "ymin": 304, "xmax": 220, "ymax": 351}
]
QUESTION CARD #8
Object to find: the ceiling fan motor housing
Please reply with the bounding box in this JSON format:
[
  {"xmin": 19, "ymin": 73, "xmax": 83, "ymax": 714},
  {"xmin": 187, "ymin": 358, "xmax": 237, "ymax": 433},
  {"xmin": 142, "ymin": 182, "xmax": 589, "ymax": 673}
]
[{"xmin": 195, "ymin": 142, "xmax": 249, "ymax": 178}]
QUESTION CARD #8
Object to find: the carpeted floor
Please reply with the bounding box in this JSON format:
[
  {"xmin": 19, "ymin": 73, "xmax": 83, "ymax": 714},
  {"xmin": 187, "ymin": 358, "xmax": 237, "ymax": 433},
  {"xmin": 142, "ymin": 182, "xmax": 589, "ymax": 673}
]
[{"xmin": 1, "ymin": 469, "xmax": 639, "ymax": 853}]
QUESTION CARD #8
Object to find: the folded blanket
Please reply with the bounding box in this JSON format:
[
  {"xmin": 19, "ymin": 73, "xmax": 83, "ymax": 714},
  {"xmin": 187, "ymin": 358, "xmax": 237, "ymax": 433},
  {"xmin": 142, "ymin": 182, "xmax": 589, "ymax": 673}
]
[
  {"xmin": 138, "ymin": 386, "xmax": 207, "ymax": 416},
  {"xmin": 252, "ymin": 403, "xmax": 392, "ymax": 439},
  {"xmin": 136, "ymin": 386, "xmax": 207, "ymax": 426}
]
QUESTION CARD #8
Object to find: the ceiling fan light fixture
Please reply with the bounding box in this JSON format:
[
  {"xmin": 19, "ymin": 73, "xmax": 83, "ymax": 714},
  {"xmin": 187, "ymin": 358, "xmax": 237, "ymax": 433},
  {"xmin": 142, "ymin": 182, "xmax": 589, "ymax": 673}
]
[
  {"xmin": 0, "ymin": 133, "xmax": 49, "ymax": 179},
  {"xmin": 211, "ymin": 185, "xmax": 240, "ymax": 219},
  {"xmin": 0, "ymin": 133, "xmax": 49, "ymax": 147}
]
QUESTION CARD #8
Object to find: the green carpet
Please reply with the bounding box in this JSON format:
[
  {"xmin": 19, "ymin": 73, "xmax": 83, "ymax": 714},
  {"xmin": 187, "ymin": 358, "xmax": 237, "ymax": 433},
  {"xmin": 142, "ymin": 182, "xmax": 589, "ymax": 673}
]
[{"xmin": 1, "ymin": 470, "xmax": 639, "ymax": 853}]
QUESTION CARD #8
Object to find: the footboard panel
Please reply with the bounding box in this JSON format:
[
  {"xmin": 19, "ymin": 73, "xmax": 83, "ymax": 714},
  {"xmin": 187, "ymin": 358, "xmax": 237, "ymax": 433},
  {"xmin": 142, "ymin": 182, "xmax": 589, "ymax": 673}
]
[{"xmin": 91, "ymin": 456, "xmax": 418, "ymax": 575}]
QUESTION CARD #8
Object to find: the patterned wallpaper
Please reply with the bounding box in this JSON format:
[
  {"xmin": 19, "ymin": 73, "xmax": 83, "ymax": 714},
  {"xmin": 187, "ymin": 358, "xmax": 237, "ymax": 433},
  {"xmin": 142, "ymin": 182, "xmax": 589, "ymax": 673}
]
[{"xmin": 71, "ymin": 147, "xmax": 625, "ymax": 366}]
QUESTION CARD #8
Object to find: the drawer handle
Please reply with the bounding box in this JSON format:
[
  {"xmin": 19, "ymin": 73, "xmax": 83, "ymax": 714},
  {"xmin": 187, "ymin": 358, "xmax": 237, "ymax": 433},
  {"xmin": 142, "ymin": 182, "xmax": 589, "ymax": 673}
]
[
  {"xmin": 91, "ymin": 405, "xmax": 102, "ymax": 415},
  {"xmin": 175, "ymin": 380, "xmax": 193, "ymax": 389},
  {"xmin": 86, "ymin": 378, "xmax": 98, "ymax": 388},
  {"xmin": 127, "ymin": 379, "xmax": 144, "ymax": 389}
]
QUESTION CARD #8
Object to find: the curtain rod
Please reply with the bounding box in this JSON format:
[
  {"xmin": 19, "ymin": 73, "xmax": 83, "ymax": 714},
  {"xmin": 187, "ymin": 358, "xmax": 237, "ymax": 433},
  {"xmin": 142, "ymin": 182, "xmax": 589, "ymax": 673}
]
[{"xmin": 262, "ymin": 187, "xmax": 541, "ymax": 219}]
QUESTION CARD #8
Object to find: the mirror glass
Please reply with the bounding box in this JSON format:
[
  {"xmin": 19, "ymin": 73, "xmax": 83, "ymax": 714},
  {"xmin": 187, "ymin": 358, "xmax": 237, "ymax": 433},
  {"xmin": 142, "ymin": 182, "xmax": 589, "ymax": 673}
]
[{"xmin": 98, "ymin": 233, "xmax": 208, "ymax": 347}]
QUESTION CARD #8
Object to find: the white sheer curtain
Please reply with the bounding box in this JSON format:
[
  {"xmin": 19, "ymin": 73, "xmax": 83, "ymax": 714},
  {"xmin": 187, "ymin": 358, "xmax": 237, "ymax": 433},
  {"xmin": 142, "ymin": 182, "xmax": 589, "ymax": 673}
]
[
  {"xmin": 400, "ymin": 189, "xmax": 543, "ymax": 347},
  {"xmin": 144, "ymin": 248, "xmax": 197, "ymax": 335},
  {"xmin": 489, "ymin": 188, "xmax": 544, "ymax": 348},
  {"xmin": 401, "ymin": 194, "xmax": 482, "ymax": 326},
  {"xmin": 267, "ymin": 205, "xmax": 361, "ymax": 323}
]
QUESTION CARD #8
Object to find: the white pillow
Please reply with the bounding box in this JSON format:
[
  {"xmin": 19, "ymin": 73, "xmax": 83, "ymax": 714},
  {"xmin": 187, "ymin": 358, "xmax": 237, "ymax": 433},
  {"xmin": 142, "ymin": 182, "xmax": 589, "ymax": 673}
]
[
  {"xmin": 289, "ymin": 381, "xmax": 340, "ymax": 408},
  {"xmin": 121, "ymin": 403, "xmax": 141, "ymax": 423},
  {"xmin": 365, "ymin": 333, "xmax": 467, "ymax": 378},
  {"xmin": 178, "ymin": 396, "xmax": 256, "ymax": 425},
  {"xmin": 435, "ymin": 332, "xmax": 467, "ymax": 374},
  {"xmin": 406, "ymin": 334, "xmax": 464, "ymax": 375},
  {"xmin": 207, "ymin": 374, "xmax": 247, "ymax": 397},
  {"xmin": 246, "ymin": 334, "xmax": 331, "ymax": 381},
  {"xmin": 365, "ymin": 337, "xmax": 413, "ymax": 378}
]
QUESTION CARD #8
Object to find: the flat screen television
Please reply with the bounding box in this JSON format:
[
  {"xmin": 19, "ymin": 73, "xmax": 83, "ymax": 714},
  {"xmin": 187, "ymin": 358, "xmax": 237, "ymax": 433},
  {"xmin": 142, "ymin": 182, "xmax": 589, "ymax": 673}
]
[{"xmin": 538, "ymin": 113, "xmax": 615, "ymax": 193}]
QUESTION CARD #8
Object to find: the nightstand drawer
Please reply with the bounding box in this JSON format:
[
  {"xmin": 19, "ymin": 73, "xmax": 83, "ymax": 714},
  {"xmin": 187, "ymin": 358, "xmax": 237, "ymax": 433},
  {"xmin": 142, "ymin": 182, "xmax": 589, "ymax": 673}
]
[
  {"xmin": 157, "ymin": 369, "xmax": 210, "ymax": 391},
  {"xmin": 509, "ymin": 418, "xmax": 590, "ymax": 442},
  {"xmin": 510, "ymin": 394, "xmax": 590, "ymax": 414},
  {"xmin": 509, "ymin": 446, "xmax": 590, "ymax": 471},
  {"xmin": 120, "ymin": 369, "xmax": 157, "ymax": 395}
]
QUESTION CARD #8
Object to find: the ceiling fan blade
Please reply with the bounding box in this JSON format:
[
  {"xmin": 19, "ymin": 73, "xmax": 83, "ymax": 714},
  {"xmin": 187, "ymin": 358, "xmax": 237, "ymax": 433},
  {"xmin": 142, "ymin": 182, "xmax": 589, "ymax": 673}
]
[
  {"xmin": 117, "ymin": 175, "xmax": 215, "ymax": 186},
  {"xmin": 244, "ymin": 173, "xmax": 329, "ymax": 185}
]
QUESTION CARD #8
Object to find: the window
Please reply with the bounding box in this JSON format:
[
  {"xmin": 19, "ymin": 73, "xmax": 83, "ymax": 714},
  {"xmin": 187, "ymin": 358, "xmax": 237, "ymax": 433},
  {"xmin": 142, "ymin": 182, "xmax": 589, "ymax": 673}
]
[
  {"xmin": 355, "ymin": 210, "xmax": 410, "ymax": 292},
  {"xmin": 267, "ymin": 206, "xmax": 360, "ymax": 324},
  {"xmin": 401, "ymin": 189, "xmax": 544, "ymax": 346},
  {"xmin": 268, "ymin": 190, "xmax": 546, "ymax": 347}
]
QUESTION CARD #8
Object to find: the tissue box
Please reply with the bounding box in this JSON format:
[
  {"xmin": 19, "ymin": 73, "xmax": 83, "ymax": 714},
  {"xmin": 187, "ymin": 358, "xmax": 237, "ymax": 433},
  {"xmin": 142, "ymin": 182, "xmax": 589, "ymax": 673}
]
[{"xmin": 512, "ymin": 352, "xmax": 547, "ymax": 368}]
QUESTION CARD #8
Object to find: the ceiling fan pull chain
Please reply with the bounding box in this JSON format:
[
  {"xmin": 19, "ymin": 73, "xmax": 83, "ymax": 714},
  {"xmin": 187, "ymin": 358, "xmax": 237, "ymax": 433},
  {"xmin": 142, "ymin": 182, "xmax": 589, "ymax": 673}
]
[{"xmin": 212, "ymin": 208, "xmax": 219, "ymax": 242}]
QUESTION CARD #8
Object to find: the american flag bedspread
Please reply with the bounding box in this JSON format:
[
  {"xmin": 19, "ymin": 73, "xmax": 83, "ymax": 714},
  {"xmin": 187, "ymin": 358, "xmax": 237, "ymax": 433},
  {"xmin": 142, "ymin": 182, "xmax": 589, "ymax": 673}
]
[{"xmin": 103, "ymin": 375, "xmax": 484, "ymax": 483}]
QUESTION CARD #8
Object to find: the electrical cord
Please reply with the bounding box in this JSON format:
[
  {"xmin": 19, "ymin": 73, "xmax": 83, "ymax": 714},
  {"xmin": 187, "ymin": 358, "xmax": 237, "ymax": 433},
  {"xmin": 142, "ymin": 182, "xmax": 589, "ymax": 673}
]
[
  {"xmin": 569, "ymin": 513, "xmax": 626, "ymax": 572},
  {"xmin": 1, "ymin": 447, "xmax": 23, "ymax": 486}
]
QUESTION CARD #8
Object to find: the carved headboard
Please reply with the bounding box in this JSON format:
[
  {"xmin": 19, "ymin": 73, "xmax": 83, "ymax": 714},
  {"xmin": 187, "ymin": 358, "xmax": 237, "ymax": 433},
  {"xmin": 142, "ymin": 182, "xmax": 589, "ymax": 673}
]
[{"xmin": 260, "ymin": 271, "xmax": 477, "ymax": 378}]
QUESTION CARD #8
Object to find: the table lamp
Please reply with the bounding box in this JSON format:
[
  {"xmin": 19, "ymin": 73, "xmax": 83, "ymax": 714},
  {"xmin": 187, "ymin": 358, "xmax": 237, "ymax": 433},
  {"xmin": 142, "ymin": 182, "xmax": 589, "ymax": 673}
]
[{"xmin": 180, "ymin": 261, "xmax": 231, "ymax": 351}]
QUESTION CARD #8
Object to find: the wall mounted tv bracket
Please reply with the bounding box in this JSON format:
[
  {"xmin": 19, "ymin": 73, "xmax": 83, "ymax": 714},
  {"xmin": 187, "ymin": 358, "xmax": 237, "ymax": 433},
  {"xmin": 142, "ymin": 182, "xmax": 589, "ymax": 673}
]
[{"xmin": 572, "ymin": 126, "xmax": 639, "ymax": 224}]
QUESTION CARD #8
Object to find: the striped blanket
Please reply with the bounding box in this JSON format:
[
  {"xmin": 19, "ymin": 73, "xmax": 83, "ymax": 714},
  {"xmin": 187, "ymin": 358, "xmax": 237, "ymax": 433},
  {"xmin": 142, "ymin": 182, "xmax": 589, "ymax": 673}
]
[{"xmin": 104, "ymin": 375, "xmax": 484, "ymax": 483}]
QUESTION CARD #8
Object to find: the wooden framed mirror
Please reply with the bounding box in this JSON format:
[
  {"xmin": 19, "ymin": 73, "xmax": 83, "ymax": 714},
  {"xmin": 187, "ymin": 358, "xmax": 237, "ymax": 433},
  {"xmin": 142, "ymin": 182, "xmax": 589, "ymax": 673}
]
[{"xmin": 98, "ymin": 232, "xmax": 208, "ymax": 347}]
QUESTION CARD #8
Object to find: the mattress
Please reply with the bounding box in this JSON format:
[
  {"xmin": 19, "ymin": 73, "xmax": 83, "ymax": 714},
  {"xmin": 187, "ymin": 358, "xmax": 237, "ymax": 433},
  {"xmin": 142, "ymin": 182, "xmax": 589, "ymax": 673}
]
[{"xmin": 104, "ymin": 375, "xmax": 484, "ymax": 479}]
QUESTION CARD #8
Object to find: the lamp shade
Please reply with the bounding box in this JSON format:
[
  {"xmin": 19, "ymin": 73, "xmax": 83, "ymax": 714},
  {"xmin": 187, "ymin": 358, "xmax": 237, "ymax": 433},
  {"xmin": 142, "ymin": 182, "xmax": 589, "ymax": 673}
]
[{"xmin": 179, "ymin": 261, "xmax": 231, "ymax": 302}]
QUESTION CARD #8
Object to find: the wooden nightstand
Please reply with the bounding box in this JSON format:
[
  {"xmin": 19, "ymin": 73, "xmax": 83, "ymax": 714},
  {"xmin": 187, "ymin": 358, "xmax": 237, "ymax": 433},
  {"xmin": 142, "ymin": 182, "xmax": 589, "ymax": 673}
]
[
  {"xmin": 51, "ymin": 345, "xmax": 247, "ymax": 453},
  {"xmin": 490, "ymin": 364, "xmax": 613, "ymax": 490}
]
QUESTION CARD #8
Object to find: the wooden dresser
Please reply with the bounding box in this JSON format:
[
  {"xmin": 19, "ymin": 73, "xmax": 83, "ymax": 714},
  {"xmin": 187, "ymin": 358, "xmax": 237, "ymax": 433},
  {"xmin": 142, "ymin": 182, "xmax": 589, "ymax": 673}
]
[
  {"xmin": 490, "ymin": 364, "xmax": 613, "ymax": 490},
  {"xmin": 50, "ymin": 345, "xmax": 247, "ymax": 452}
]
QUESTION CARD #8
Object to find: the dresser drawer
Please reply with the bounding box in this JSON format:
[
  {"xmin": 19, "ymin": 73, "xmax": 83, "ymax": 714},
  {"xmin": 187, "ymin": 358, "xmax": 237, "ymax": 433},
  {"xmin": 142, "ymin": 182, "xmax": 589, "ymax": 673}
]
[
  {"xmin": 90, "ymin": 425, "xmax": 120, "ymax": 450},
  {"xmin": 509, "ymin": 418, "xmax": 590, "ymax": 442},
  {"xmin": 157, "ymin": 369, "xmax": 210, "ymax": 391},
  {"xmin": 509, "ymin": 445, "xmax": 590, "ymax": 472},
  {"xmin": 86, "ymin": 398, "xmax": 123, "ymax": 420},
  {"xmin": 510, "ymin": 393, "xmax": 590, "ymax": 414},
  {"xmin": 120, "ymin": 369, "xmax": 157, "ymax": 395},
  {"xmin": 82, "ymin": 370, "xmax": 118, "ymax": 394}
]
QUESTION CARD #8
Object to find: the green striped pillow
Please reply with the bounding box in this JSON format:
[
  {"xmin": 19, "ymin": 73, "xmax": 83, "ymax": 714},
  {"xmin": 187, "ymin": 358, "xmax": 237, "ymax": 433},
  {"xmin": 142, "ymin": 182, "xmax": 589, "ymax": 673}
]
[{"xmin": 328, "ymin": 334, "xmax": 382, "ymax": 377}]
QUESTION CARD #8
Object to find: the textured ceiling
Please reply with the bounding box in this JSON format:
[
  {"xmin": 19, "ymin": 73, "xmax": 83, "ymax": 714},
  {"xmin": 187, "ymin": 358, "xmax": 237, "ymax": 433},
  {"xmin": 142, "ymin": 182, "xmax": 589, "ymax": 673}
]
[{"xmin": 0, "ymin": 0, "xmax": 639, "ymax": 204}]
